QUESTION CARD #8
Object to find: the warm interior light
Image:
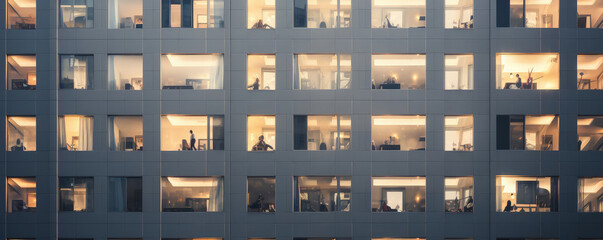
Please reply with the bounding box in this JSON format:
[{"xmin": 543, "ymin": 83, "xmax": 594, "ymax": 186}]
[
  {"xmin": 577, "ymin": 56, "xmax": 603, "ymax": 70},
  {"xmin": 167, "ymin": 177, "xmax": 216, "ymax": 187},
  {"xmin": 444, "ymin": 117, "xmax": 459, "ymax": 126},
  {"xmin": 577, "ymin": 0, "xmax": 596, "ymax": 5},
  {"xmin": 264, "ymin": 116, "xmax": 275, "ymax": 126},
  {"xmin": 444, "ymin": 178, "xmax": 460, "ymax": 186},
  {"xmin": 582, "ymin": 178, "xmax": 603, "ymax": 193},
  {"xmin": 11, "ymin": 178, "xmax": 36, "ymax": 188},
  {"xmin": 500, "ymin": 54, "xmax": 558, "ymax": 73},
  {"xmin": 10, "ymin": 55, "xmax": 36, "ymax": 67},
  {"xmin": 166, "ymin": 54, "xmax": 217, "ymax": 67},
  {"xmin": 511, "ymin": 0, "xmax": 552, "ymax": 5},
  {"xmin": 166, "ymin": 115, "xmax": 207, "ymax": 126},
  {"xmin": 444, "ymin": 57, "xmax": 459, "ymax": 66},
  {"xmin": 12, "ymin": 0, "xmax": 36, "ymax": 8},
  {"xmin": 444, "ymin": 0, "xmax": 459, "ymax": 6},
  {"xmin": 373, "ymin": 117, "xmax": 426, "ymax": 126},
  {"xmin": 578, "ymin": 118, "xmax": 594, "ymax": 126},
  {"xmin": 374, "ymin": 0, "xmax": 425, "ymax": 7},
  {"xmin": 9, "ymin": 116, "xmax": 36, "ymax": 127},
  {"xmin": 374, "ymin": 58, "xmax": 425, "ymax": 67},
  {"xmin": 525, "ymin": 115, "xmax": 556, "ymax": 125},
  {"xmin": 265, "ymin": 0, "xmax": 276, "ymax": 5},
  {"xmin": 263, "ymin": 55, "xmax": 276, "ymax": 66},
  {"xmin": 373, "ymin": 177, "xmax": 426, "ymax": 186}
]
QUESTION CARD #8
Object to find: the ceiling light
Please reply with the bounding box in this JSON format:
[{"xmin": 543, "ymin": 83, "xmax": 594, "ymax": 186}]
[
  {"xmin": 577, "ymin": 0, "xmax": 596, "ymax": 5},
  {"xmin": 166, "ymin": 54, "xmax": 218, "ymax": 67},
  {"xmin": 167, "ymin": 177, "xmax": 216, "ymax": 187},
  {"xmin": 445, "ymin": 117, "xmax": 459, "ymax": 126},
  {"xmin": 500, "ymin": 54, "xmax": 558, "ymax": 73},
  {"xmin": 9, "ymin": 55, "xmax": 36, "ymax": 67},
  {"xmin": 9, "ymin": 116, "xmax": 36, "ymax": 127},
  {"xmin": 10, "ymin": 178, "xmax": 36, "ymax": 188},
  {"xmin": 265, "ymin": 0, "xmax": 275, "ymax": 5},
  {"xmin": 166, "ymin": 115, "xmax": 207, "ymax": 126},
  {"xmin": 525, "ymin": 115, "xmax": 556, "ymax": 125},
  {"xmin": 373, "ymin": 116, "xmax": 425, "ymax": 126},
  {"xmin": 374, "ymin": 0, "xmax": 425, "ymax": 7},
  {"xmin": 444, "ymin": 0, "xmax": 459, "ymax": 6},
  {"xmin": 577, "ymin": 56, "xmax": 603, "ymax": 70},
  {"xmin": 264, "ymin": 55, "xmax": 275, "ymax": 66},
  {"xmin": 264, "ymin": 116, "xmax": 275, "ymax": 126},
  {"xmin": 13, "ymin": 0, "xmax": 36, "ymax": 8},
  {"xmin": 374, "ymin": 58, "xmax": 425, "ymax": 67},
  {"xmin": 578, "ymin": 118, "xmax": 594, "ymax": 126},
  {"xmin": 444, "ymin": 57, "xmax": 459, "ymax": 66},
  {"xmin": 373, "ymin": 177, "xmax": 426, "ymax": 186},
  {"xmin": 444, "ymin": 178, "xmax": 460, "ymax": 186}
]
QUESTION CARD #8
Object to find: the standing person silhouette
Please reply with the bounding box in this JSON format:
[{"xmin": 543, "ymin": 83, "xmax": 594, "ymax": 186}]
[{"xmin": 190, "ymin": 130, "xmax": 197, "ymax": 151}]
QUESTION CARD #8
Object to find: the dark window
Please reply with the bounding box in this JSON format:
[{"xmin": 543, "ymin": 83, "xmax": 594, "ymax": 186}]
[
  {"xmin": 59, "ymin": 177, "xmax": 94, "ymax": 212},
  {"xmin": 108, "ymin": 177, "xmax": 142, "ymax": 212},
  {"xmin": 247, "ymin": 177, "xmax": 276, "ymax": 212},
  {"xmin": 293, "ymin": 0, "xmax": 307, "ymax": 27}
]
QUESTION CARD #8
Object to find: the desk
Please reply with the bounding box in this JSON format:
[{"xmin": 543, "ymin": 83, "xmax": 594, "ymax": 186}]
[
  {"xmin": 379, "ymin": 144, "xmax": 401, "ymax": 150},
  {"xmin": 504, "ymin": 82, "xmax": 538, "ymax": 90},
  {"xmin": 379, "ymin": 83, "xmax": 401, "ymax": 89},
  {"xmin": 162, "ymin": 85, "xmax": 194, "ymax": 89}
]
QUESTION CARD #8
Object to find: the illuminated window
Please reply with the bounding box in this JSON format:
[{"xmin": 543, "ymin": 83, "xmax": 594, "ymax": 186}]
[
  {"xmin": 163, "ymin": 239, "xmax": 222, "ymax": 240},
  {"xmin": 58, "ymin": 115, "xmax": 94, "ymax": 151},
  {"xmin": 373, "ymin": 239, "xmax": 426, "ymax": 240},
  {"xmin": 161, "ymin": 0, "xmax": 225, "ymax": 28},
  {"xmin": 294, "ymin": 176, "xmax": 351, "ymax": 212},
  {"xmin": 445, "ymin": 115, "xmax": 474, "ymax": 151},
  {"xmin": 445, "ymin": 177, "xmax": 474, "ymax": 212},
  {"xmin": 161, "ymin": 176, "xmax": 224, "ymax": 212},
  {"xmin": 295, "ymin": 239, "xmax": 351, "ymax": 240},
  {"xmin": 161, "ymin": 115, "xmax": 224, "ymax": 151},
  {"xmin": 445, "ymin": 54, "xmax": 473, "ymax": 90},
  {"xmin": 496, "ymin": 176, "xmax": 558, "ymax": 212},
  {"xmin": 7, "ymin": 177, "xmax": 36, "ymax": 212},
  {"xmin": 7, "ymin": 55, "xmax": 36, "ymax": 90},
  {"xmin": 248, "ymin": 0, "xmax": 275, "ymax": 29},
  {"xmin": 7, "ymin": 116, "xmax": 36, "ymax": 151},
  {"xmin": 578, "ymin": 177, "xmax": 603, "ymax": 212},
  {"xmin": 59, "ymin": 55, "xmax": 94, "ymax": 90},
  {"xmin": 7, "ymin": 0, "xmax": 36, "ymax": 29},
  {"xmin": 108, "ymin": 55, "xmax": 143, "ymax": 90},
  {"xmin": 577, "ymin": 0, "xmax": 603, "ymax": 28},
  {"xmin": 371, "ymin": 115, "xmax": 426, "ymax": 151},
  {"xmin": 294, "ymin": 0, "xmax": 350, "ymax": 28},
  {"xmin": 496, "ymin": 0, "xmax": 558, "ymax": 28},
  {"xmin": 577, "ymin": 54, "xmax": 603, "ymax": 90},
  {"xmin": 247, "ymin": 177, "xmax": 275, "ymax": 212},
  {"xmin": 578, "ymin": 116, "xmax": 603, "ymax": 151},
  {"xmin": 496, "ymin": 115, "xmax": 559, "ymax": 151},
  {"xmin": 445, "ymin": 0, "xmax": 473, "ymax": 29},
  {"xmin": 108, "ymin": 116, "xmax": 143, "ymax": 151},
  {"xmin": 294, "ymin": 115, "xmax": 351, "ymax": 150},
  {"xmin": 59, "ymin": 177, "xmax": 94, "ymax": 212},
  {"xmin": 372, "ymin": 0, "xmax": 425, "ymax": 28},
  {"xmin": 372, "ymin": 54, "xmax": 426, "ymax": 90},
  {"xmin": 248, "ymin": 115, "xmax": 276, "ymax": 151},
  {"xmin": 248, "ymin": 54, "xmax": 275, "ymax": 90},
  {"xmin": 59, "ymin": 0, "xmax": 94, "ymax": 28},
  {"xmin": 108, "ymin": 177, "xmax": 142, "ymax": 212},
  {"xmin": 496, "ymin": 53, "xmax": 559, "ymax": 90},
  {"xmin": 371, "ymin": 177, "xmax": 425, "ymax": 212},
  {"xmin": 109, "ymin": 0, "xmax": 142, "ymax": 29},
  {"xmin": 294, "ymin": 54, "xmax": 351, "ymax": 90},
  {"xmin": 161, "ymin": 54, "xmax": 224, "ymax": 90}
]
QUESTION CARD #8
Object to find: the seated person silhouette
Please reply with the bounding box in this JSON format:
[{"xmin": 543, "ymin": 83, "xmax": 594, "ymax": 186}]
[
  {"xmin": 252, "ymin": 135, "xmax": 274, "ymax": 151},
  {"xmin": 181, "ymin": 139, "xmax": 190, "ymax": 151},
  {"xmin": 248, "ymin": 77, "xmax": 260, "ymax": 90},
  {"xmin": 251, "ymin": 19, "xmax": 274, "ymax": 29},
  {"xmin": 464, "ymin": 196, "xmax": 474, "ymax": 212},
  {"xmin": 385, "ymin": 16, "xmax": 397, "ymax": 28},
  {"xmin": 503, "ymin": 200, "xmax": 514, "ymax": 212},
  {"xmin": 11, "ymin": 138, "xmax": 26, "ymax": 151},
  {"xmin": 249, "ymin": 193, "xmax": 265, "ymax": 211}
]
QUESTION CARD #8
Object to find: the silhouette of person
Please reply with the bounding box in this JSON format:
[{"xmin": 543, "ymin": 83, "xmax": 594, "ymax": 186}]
[
  {"xmin": 190, "ymin": 130, "xmax": 197, "ymax": 151},
  {"xmin": 252, "ymin": 135, "xmax": 273, "ymax": 151}
]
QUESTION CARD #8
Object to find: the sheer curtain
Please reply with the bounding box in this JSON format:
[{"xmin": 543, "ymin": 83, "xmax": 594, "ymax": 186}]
[
  {"xmin": 108, "ymin": 177, "xmax": 126, "ymax": 211},
  {"xmin": 79, "ymin": 116, "xmax": 93, "ymax": 151},
  {"xmin": 108, "ymin": 0, "xmax": 119, "ymax": 28},
  {"xmin": 108, "ymin": 55, "xmax": 117, "ymax": 90},
  {"xmin": 209, "ymin": 177, "xmax": 223, "ymax": 212},
  {"xmin": 108, "ymin": 116, "xmax": 120, "ymax": 151},
  {"xmin": 211, "ymin": 55, "xmax": 224, "ymax": 89},
  {"xmin": 58, "ymin": 116, "xmax": 67, "ymax": 150},
  {"xmin": 73, "ymin": 57, "xmax": 87, "ymax": 89}
]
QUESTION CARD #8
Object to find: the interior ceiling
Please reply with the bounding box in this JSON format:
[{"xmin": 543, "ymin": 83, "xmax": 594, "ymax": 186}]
[{"xmin": 500, "ymin": 54, "xmax": 558, "ymax": 73}]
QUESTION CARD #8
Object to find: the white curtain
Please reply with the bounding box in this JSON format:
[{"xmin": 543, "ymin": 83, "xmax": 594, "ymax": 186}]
[
  {"xmin": 108, "ymin": 177, "xmax": 126, "ymax": 211},
  {"xmin": 59, "ymin": 116, "xmax": 67, "ymax": 150},
  {"xmin": 73, "ymin": 58, "xmax": 87, "ymax": 89},
  {"xmin": 108, "ymin": 55, "xmax": 118, "ymax": 90},
  {"xmin": 208, "ymin": 177, "xmax": 223, "ymax": 212},
  {"xmin": 212, "ymin": 55, "xmax": 224, "ymax": 89},
  {"xmin": 108, "ymin": 117, "xmax": 118, "ymax": 151},
  {"xmin": 79, "ymin": 116, "xmax": 93, "ymax": 151},
  {"xmin": 108, "ymin": 0, "xmax": 119, "ymax": 29}
]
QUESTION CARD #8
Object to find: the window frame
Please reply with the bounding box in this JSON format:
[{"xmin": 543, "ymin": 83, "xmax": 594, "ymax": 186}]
[
  {"xmin": 293, "ymin": 53, "xmax": 352, "ymax": 90},
  {"xmin": 293, "ymin": 114, "xmax": 351, "ymax": 151}
]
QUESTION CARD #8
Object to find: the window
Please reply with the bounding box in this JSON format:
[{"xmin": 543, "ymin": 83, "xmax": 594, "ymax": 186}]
[
  {"xmin": 578, "ymin": 116, "xmax": 603, "ymax": 151},
  {"xmin": 445, "ymin": 0, "xmax": 473, "ymax": 29},
  {"xmin": 161, "ymin": 0, "xmax": 225, "ymax": 28},
  {"xmin": 294, "ymin": 176, "xmax": 351, "ymax": 212},
  {"xmin": 7, "ymin": 177, "xmax": 36, "ymax": 212},
  {"xmin": 247, "ymin": 54, "xmax": 275, "ymax": 90},
  {"xmin": 371, "ymin": 177, "xmax": 425, "ymax": 212},
  {"xmin": 59, "ymin": 177, "xmax": 94, "ymax": 212},
  {"xmin": 59, "ymin": 0, "xmax": 94, "ymax": 28},
  {"xmin": 371, "ymin": 0, "xmax": 425, "ymax": 28},
  {"xmin": 161, "ymin": 176, "xmax": 223, "ymax": 212},
  {"xmin": 577, "ymin": 54, "xmax": 603, "ymax": 90},
  {"xmin": 373, "ymin": 239, "xmax": 425, "ymax": 240},
  {"xmin": 295, "ymin": 239, "xmax": 351, "ymax": 240},
  {"xmin": 293, "ymin": 0, "xmax": 350, "ymax": 28},
  {"xmin": 59, "ymin": 55, "xmax": 94, "ymax": 89},
  {"xmin": 161, "ymin": 54, "xmax": 223, "ymax": 90},
  {"xmin": 7, "ymin": 0, "xmax": 36, "ymax": 29},
  {"xmin": 495, "ymin": 176, "xmax": 558, "ymax": 212},
  {"xmin": 294, "ymin": 54, "xmax": 351, "ymax": 90},
  {"xmin": 7, "ymin": 55, "xmax": 36, "ymax": 90},
  {"xmin": 372, "ymin": 54, "xmax": 426, "ymax": 90},
  {"xmin": 578, "ymin": 0, "xmax": 603, "ymax": 28},
  {"xmin": 108, "ymin": 55, "xmax": 143, "ymax": 90},
  {"xmin": 58, "ymin": 115, "xmax": 94, "ymax": 151},
  {"xmin": 248, "ymin": 115, "xmax": 275, "ymax": 151},
  {"xmin": 109, "ymin": 0, "xmax": 143, "ymax": 29},
  {"xmin": 371, "ymin": 115, "xmax": 426, "ymax": 151},
  {"xmin": 247, "ymin": 177, "xmax": 275, "ymax": 212},
  {"xmin": 248, "ymin": 0, "xmax": 275, "ymax": 29},
  {"xmin": 108, "ymin": 177, "xmax": 142, "ymax": 212},
  {"xmin": 7, "ymin": 116, "xmax": 36, "ymax": 151},
  {"xmin": 496, "ymin": 0, "xmax": 558, "ymax": 28},
  {"xmin": 161, "ymin": 115, "xmax": 224, "ymax": 151},
  {"xmin": 293, "ymin": 115, "xmax": 351, "ymax": 150},
  {"xmin": 496, "ymin": 115, "xmax": 559, "ymax": 151},
  {"xmin": 108, "ymin": 116, "xmax": 143, "ymax": 151},
  {"xmin": 445, "ymin": 115, "xmax": 474, "ymax": 151},
  {"xmin": 578, "ymin": 177, "xmax": 603, "ymax": 212},
  {"xmin": 445, "ymin": 54, "xmax": 473, "ymax": 90},
  {"xmin": 445, "ymin": 177, "xmax": 474, "ymax": 212},
  {"xmin": 163, "ymin": 239, "xmax": 222, "ymax": 240},
  {"xmin": 496, "ymin": 53, "xmax": 559, "ymax": 90}
]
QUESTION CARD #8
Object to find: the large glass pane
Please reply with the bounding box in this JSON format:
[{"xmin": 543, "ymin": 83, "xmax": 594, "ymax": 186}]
[
  {"xmin": 161, "ymin": 115, "xmax": 224, "ymax": 151},
  {"xmin": 445, "ymin": 0, "xmax": 473, "ymax": 29},
  {"xmin": 7, "ymin": 55, "xmax": 36, "ymax": 90},
  {"xmin": 445, "ymin": 115, "xmax": 474, "ymax": 151},
  {"xmin": 578, "ymin": 116, "xmax": 603, "ymax": 151},
  {"xmin": 58, "ymin": 115, "xmax": 94, "ymax": 151},
  {"xmin": 372, "ymin": 54, "xmax": 426, "ymax": 90},
  {"xmin": 371, "ymin": 177, "xmax": 426, "ymax": 212},
  {"xmin": 108, "ymin": 116, "xmax": 143, "ymax": 151},
  {"xmin": 496, "ymin": 53, "xmax": 559, "ymax": 90},
  {"xmin": 7, "ymin": 116, "xmax": 36, "ymax": 151},
  {"xmin": 578, "ymin": 177, "xmax": 603, "ymax": 212},
  {"xmin": 161, "ymin": 176, "xmax": 223, "ymax": 212},
  {"xmin": 59, "ymin": 0, "xmax": 94, "ymax": 28},
  {"xmin": 372, "ymin": 0, "xmax": 426, "ymax": 28},
  {"xmin": 445, "ymin": 177, "xmax": 474, "ymax": 212},
  {"xmin": 577, "ymin": 0, "xmax": 603, "ymax": 28},
  {"xmin": 496, "ymin": 176, "xmax": 558, "ymax": 212},
  {"xmin": 339, "ymin": 115, "xmax": 351, "ymax": 150},
  {"xmin": 524, "ymin": 0, "xmax": 558, "ymax": 28},
  {"xmin": 294, "ymin": 115, "xmax": 351, "ymax": 151},
  {"xmin": 108, "ymin": 55, "xmax": 143, "ymax": 90},
  {"xmin": 248, "ymin": 115, "xmax": 275, "ymax": 151},
  {"xmin": 108, "ymin": 0, "xmax": 143, "ymax": 29},
  {"xmin": 294, "ymin": 0, "xmax": 350, "ymax": 28},
  {"xmin": 7, "ymin": 0, "xmax": 36, "ymax": 29},
  {"xmin": 248, "ymin": 0, "xmax": 275, "ymax": 29},
  {"xmin": 445, "ymin": 54, "xmax": 473, "ymax": 90},
  {"xmin": 294, "ymin": 176, "xmax": 351, "ymax": 212},
  {"xmin": 577, "ymin": 54, "xmax": 603, "ymax": 90},
  {"xmin": 372, "ymin": 115, "xmax": 426, "ymax": 151},
  {"xmin": 161, "ymin": 54, "xmax": 223, "ymax": 90},
  {"xmin": 247, "ymin": 177, "xmax": 276, "ymax": 212},
  {"xmin": 59, "ymin": 177, "xmax": 94, "ymax": 212},
  {"xmin": 308, "ymin": 116, "xmax": 337, "ymax": 150},
  {"xmin": 525, "ymin": 115, "xmax": 558, "ymax": 151},
  {"xmin": 247, "ymin": 54, "xmax": 276, "ymax": 90},
  {"xmin": 7, "ymin": 177, "xmax": 36, "ymax": 212},
  {"xmin": 108, "ymin": 177, "xmax": 142, "ymax": 212},
  {"xmin": 60, "ymin": 55, "xmax": 94, "ymax": 90},
  {"xmin": 295, "ymin": 54, "xmax": 351, "ymax": 90}
]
